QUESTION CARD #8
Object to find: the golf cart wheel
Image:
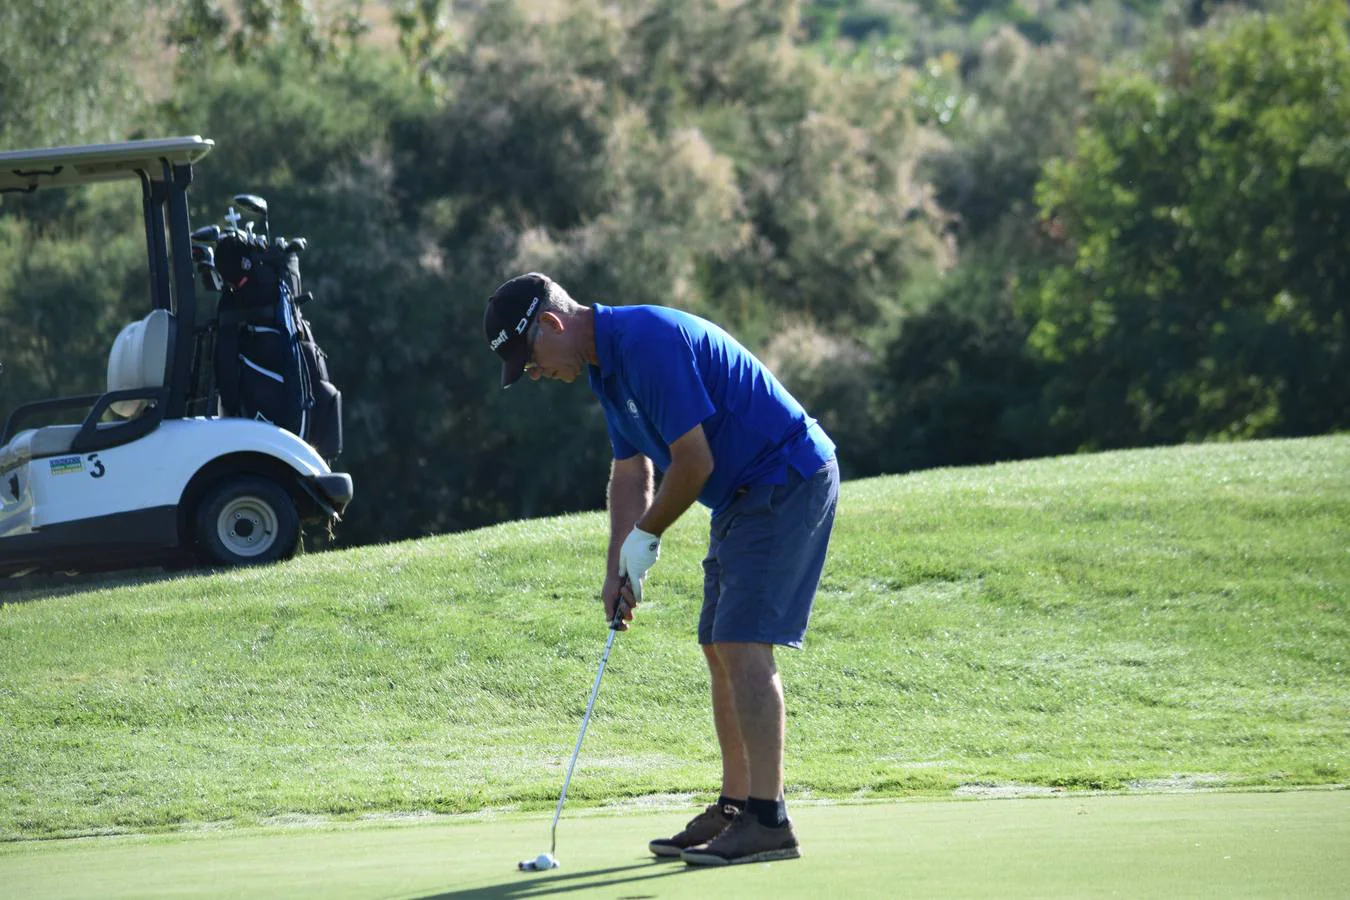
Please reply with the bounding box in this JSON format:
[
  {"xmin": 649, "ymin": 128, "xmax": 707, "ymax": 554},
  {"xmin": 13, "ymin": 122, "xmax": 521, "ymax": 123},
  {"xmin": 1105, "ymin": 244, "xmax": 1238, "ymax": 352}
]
[{"xmin": 196, "ymin": 476, "xmax": 300, "ymax": 566}]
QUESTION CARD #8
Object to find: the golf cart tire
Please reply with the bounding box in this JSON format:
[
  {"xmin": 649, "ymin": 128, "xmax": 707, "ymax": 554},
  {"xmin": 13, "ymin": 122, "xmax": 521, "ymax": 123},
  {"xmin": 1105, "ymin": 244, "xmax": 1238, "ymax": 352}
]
[{"xmin": 195, "ymin": 475, "xmax": 301, "ymax": 566}]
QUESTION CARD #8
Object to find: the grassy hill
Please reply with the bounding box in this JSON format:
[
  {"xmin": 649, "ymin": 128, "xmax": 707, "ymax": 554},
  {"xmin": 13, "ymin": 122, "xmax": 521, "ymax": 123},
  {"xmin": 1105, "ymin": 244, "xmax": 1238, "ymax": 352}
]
[{"xmin": 1, "ymin": 436, "xmax": 1347, "ymax": 841}]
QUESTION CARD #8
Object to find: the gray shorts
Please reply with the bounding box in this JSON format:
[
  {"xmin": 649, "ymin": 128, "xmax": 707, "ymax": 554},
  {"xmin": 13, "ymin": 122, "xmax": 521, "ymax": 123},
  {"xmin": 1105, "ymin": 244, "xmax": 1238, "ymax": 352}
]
[{"xmin": 699, "ymin": 458, "xmax": 839, "ymax": 648}]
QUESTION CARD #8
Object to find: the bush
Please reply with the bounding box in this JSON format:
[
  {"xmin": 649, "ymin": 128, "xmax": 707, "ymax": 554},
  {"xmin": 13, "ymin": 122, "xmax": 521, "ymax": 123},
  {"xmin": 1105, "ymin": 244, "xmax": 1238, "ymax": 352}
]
[{"xmin": 760, "ymin": 321, "xmax": 882, "ymax": 476}]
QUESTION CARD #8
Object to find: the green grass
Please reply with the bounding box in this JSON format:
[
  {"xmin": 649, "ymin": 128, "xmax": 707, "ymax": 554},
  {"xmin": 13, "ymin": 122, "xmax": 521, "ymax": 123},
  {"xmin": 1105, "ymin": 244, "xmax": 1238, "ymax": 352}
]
[
  {"xmin": 1, "ymin": 436, "xmax": 1347, "ymax": 840},
  {"xmin": 1, "ymin": 792, "xmax": 1347, "ymax": 898}
]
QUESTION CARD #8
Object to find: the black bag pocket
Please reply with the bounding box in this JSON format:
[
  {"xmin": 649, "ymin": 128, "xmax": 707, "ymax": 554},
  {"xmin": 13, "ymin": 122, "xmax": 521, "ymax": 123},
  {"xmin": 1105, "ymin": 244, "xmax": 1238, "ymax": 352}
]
[
  {"xmin": 308, "ymin": 377, "xmax": 343, "ymax": 463},
  {"xmin": 238, "ymin": 325, "xmax": 302, "ymax": 432},
  {"xmin": 298, "ymin": 336, "xmax": 342, "ymax": 461}
]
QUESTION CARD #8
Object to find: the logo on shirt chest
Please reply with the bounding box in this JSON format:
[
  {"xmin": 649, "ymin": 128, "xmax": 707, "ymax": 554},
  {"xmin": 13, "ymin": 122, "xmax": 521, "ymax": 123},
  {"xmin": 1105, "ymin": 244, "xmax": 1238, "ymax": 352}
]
[{"xmin": 627, "ymin": 399, "xmax": 639, "ymax": 418}]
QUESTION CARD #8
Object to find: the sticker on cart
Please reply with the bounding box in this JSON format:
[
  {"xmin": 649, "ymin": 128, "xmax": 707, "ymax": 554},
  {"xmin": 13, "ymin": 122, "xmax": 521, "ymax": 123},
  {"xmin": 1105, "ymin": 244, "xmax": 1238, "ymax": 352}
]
[{"xmin": 49, "ymin": 456, "xmax": 84, "ymax": 476}]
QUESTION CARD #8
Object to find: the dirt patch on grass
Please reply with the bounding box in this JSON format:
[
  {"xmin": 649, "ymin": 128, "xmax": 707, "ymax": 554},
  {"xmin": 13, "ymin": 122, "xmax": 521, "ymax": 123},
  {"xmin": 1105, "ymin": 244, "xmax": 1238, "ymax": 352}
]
[
  {"xmin": 1126, "ymin": 774, "xmax": 1235, "ymax": 791},
  {"xmin": 602, "ymin": 792, "xmax": 701, "ymax": 811},
  {"xmin": 259, "ymin": 814, "xmax": 334, "ymax": 829},
  {"xmin": 953, "ymin": 774, "xmax": 1251, "ymax": 799},
  {"xmin": 953, "ymin": 783, "xmax": 1065, "ymax": 799}
]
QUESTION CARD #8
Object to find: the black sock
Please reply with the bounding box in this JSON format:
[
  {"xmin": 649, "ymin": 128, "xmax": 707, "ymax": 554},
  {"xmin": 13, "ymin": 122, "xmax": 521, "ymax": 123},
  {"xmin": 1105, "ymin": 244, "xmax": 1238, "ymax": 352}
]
[
  {"xmin": 746, "ymin": 795, "xmax": 787, "ymax": 828},
  {"xmin": 718, "ymin": 795, "xmax": 747, "ymax": 815}
]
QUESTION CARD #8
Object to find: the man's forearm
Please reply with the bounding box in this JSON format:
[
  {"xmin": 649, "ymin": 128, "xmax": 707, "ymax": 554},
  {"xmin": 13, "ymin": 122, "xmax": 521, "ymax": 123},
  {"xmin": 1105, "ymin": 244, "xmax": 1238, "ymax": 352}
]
[
  {"xmin": 635, "ymin": 424, "xmax": 714, "ymax": 536},
  {"xmin": 607, "ymin": 458, "xmax": 653, "ymax": 577},
  {"xmin": 636, "ymin": 454, "xmax": 711, "ymax": 536}
]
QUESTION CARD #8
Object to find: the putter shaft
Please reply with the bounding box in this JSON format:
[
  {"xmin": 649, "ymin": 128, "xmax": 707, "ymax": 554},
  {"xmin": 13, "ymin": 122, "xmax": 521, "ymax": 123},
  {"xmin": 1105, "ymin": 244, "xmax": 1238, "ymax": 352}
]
[{"xmin": 550, "ymin": 602, "xmax": 626, "ymax": 856}]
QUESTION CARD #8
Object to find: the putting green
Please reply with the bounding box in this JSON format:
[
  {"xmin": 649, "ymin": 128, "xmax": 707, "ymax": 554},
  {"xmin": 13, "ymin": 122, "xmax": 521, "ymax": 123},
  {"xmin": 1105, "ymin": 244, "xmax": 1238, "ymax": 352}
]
[{"xmin": 1, "ymin": 791, "xmax": 1346, "ymax": 898}]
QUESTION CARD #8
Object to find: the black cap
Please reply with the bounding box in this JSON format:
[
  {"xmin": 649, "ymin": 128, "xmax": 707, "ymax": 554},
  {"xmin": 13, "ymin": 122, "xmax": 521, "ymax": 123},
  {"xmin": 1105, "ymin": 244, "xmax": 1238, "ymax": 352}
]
[{"xmin": 484, "ymin": 273, "xmax": 548, "ymax": 387}]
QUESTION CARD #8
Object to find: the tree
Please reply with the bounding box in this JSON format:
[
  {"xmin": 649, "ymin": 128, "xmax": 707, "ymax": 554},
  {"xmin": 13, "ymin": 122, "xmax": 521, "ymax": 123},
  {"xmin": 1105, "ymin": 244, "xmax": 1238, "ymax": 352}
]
[
  {"xmin": 0, "ymin": 0, "xmax": 150, "ymax": 151},
  {"xmin": 0, "ymin": 0, "xmax": 165, "ymax": 421},
  {"xmin": 872, "ymin": 293, "xmax": 1051, "ymax": 472},
  {"xmin": 924, "ymin": 26, "xmax": 1093, "ymax": 243},
  {"xmin": 1029, "ymin": 0, "xmax": 1350, "ymax": 446}
]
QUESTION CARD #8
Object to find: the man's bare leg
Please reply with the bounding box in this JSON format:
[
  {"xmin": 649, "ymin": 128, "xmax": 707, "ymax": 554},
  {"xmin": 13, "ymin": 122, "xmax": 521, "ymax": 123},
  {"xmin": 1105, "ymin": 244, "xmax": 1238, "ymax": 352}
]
[
  {"xmin": 703, "ymin": 644, "xmax": 750, "ymax": 800},
  {"xmin": 678, "ymin": 640, "xmax": 800, "ymax": 865},
  {"xmin": 712, "ymin": 642, "xmax": 784, "ymax": 803},
  {"xmin": 646, "ymin": 647, "xmax": 750, "ymax": 858}
]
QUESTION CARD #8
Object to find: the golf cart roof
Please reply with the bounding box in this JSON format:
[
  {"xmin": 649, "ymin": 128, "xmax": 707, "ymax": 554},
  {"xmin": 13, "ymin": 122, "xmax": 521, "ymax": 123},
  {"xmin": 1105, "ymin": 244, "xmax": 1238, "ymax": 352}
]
[{"xmin": 0, "ymin": 136, "xmax": 214, "ymax": 194}]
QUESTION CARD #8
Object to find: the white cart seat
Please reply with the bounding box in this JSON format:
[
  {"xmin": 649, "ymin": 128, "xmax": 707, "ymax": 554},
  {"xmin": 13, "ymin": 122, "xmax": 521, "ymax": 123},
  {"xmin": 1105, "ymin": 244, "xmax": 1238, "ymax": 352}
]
[
  {"xmin": 106, "ymin": 309, "xmax": 172, "ymax": 418},
  {"xmin": 0, "ymin": 310, "xmax": 171, "ymax": 473}
]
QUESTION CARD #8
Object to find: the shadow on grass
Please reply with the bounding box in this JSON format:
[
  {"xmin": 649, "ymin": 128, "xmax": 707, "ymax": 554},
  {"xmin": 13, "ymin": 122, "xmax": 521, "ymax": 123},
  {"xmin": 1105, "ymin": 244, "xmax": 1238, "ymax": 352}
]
[
  {"xmin": 415, "ymin": 859, "xmax": 702, "ymax": 899},
  {"xmin": 0, "ymin": 567, "xmax": 190, "ymax": 605}
]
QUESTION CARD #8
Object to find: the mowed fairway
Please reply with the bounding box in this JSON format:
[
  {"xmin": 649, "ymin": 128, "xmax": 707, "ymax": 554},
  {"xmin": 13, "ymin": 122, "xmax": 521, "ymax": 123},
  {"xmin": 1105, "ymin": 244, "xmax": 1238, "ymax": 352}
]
[{"xmin": 1, "ymin": 792, "xmax": 1347, "ymax": 898}]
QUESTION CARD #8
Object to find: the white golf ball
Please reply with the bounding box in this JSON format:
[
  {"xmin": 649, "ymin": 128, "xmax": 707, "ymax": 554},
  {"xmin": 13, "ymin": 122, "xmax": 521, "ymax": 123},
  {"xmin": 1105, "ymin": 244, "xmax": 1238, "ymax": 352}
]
[{"xmin": 535, "ymin": 853, "xmax": 556, "ymax": 869}]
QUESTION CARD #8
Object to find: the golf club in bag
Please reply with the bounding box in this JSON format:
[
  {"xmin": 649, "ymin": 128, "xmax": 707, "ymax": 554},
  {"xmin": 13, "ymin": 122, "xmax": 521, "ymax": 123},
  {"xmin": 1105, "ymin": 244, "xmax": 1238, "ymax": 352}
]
[
  {"xmin": 519, "ymin": 595, "xmax": 630, "ymax": 872},
  {"xmin": 192, "ymin": 194, "xmax": 343, "ymax": 464}
]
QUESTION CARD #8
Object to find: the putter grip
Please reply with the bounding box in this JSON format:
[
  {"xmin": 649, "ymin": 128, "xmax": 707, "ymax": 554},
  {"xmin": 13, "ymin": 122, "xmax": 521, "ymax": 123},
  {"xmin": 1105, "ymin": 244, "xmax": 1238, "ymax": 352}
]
[{"xmin": 610, "ymin": 577, "xmax": 631, "ymax": 630}]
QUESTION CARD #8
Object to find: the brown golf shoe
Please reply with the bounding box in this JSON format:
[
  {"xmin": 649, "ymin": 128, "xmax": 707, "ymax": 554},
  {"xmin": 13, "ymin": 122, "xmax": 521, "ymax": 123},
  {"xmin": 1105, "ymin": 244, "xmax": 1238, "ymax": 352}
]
[
  {"xmin": 649, "ymin": 803, "xmax": 739, "ymax": 858},
  {"xmin": 680, "ymin": 816, "xmax": 800, "ymax": 866}
]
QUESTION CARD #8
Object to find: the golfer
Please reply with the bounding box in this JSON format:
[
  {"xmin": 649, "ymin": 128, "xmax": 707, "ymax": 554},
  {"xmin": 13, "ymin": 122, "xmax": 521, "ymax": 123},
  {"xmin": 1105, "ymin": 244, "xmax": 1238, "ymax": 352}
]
[{"xmin": 484, "ymin": 272, "xmax": 839, "ymax": 866}]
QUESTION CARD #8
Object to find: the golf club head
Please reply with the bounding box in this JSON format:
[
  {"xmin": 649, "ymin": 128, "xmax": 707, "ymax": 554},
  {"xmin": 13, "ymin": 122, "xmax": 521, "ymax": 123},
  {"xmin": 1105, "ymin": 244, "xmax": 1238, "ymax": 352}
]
[
  {"xmin": 232, "ymin": 193, "xmax": 268, "ymax": 218},
  {"xmin": 191, "ymin": 244, "xmax": 215, "ymax": 264},
  {"xmin": 517, "ymin": 853, "xmax": 559, "ymax": 872},
  {"xmin": 234, "ymin": 194, "xmax": 271, "ymax": 241},
  {"xmin": 191, "ymin": 224, "xmax": 223, "ymax": 243}
]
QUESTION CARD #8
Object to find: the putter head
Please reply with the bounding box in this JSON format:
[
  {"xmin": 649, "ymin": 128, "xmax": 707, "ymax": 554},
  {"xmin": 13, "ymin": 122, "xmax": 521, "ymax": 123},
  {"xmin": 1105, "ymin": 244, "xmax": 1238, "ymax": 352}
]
[{"xmin": 518, "ymin": 853, "xmax": 559, "ymax": 872}]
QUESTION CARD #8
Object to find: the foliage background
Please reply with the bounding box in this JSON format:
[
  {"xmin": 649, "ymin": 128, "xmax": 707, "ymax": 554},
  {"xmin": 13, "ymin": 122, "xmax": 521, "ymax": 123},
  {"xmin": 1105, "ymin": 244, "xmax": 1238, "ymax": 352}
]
[{"xmin": 1, "ymin": 0, "xmax": 1345, "ymax": 549}]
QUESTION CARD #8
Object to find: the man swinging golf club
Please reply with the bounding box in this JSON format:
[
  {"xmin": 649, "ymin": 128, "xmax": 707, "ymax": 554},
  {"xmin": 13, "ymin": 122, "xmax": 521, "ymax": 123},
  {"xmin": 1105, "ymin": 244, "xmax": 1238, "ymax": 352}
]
[{"xmin": 485, "ymin": 272, "xmax": 838, "ymax": 866}]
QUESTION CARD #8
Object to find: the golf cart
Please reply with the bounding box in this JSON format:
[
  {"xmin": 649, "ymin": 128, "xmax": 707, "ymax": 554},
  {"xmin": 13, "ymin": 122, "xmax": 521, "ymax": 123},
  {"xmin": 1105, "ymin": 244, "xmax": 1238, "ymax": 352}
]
[{"xmin": 0, "ymin": 136, "xmax": 352, "ymax": 578}]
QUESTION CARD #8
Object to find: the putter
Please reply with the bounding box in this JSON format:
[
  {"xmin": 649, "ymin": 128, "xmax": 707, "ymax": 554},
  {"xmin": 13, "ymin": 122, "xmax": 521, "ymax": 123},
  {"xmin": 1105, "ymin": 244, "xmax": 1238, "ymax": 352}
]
[{"xmin": 518, "ymin": 592, "xmax": 630, "ymax": 872}]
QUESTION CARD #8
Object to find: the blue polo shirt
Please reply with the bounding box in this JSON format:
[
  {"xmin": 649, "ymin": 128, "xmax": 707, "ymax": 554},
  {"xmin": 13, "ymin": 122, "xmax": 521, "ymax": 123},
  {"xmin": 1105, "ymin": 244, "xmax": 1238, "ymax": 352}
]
[{"xmin": 588, "ymin": 304, "xmax": 835, "ymax": 515}]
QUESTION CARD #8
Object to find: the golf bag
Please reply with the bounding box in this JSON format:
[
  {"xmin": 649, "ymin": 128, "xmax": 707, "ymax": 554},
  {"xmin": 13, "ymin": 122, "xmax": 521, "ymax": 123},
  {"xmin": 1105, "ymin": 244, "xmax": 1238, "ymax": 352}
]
[{"xmin": 212, "ymin": 234, "xmax": 343, "ymax": 462}]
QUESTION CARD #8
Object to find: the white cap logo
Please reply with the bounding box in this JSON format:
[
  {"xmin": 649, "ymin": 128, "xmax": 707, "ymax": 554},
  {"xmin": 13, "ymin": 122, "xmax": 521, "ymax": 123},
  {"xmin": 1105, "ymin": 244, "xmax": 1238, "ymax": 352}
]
[{"xmin": 515, "ymin": 296, "xmax": 541, "ymax": 334}]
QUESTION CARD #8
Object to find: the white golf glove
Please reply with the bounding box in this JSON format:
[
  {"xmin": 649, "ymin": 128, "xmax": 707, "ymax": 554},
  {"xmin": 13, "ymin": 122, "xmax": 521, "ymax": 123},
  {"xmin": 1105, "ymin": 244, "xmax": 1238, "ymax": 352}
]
[{"xmin": 618, "ymin": 526, "xmax": 661, "ymax": 603}]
